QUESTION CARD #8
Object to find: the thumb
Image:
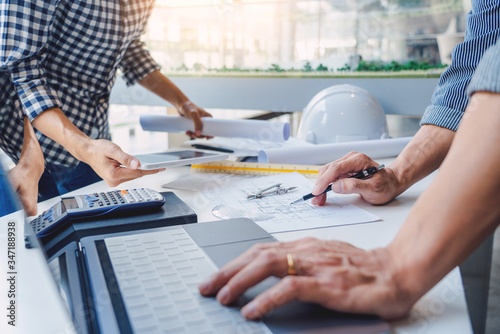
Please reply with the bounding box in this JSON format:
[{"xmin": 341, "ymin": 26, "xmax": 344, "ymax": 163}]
[
  {"xmin": 190, "ymin": 114, "xmax": 204, "ymax": 137},
  {"xmin": 106, "ymin": 145, "xmax": 140, "ymax": 169},
  {"xmin": 331, "ymin": 178, "xmax": 366, "ymax": 195}
]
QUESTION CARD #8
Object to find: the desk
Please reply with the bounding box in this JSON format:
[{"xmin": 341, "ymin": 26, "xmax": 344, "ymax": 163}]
[{"xmin": 0, "ymin": 159, "xmax": 472, "ymax": 334}]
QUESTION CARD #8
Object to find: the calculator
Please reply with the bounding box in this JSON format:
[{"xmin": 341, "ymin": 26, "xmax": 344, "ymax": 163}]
[{"xmin": 31, "ymin": 188, "xmax": 165, "ymax": 237}]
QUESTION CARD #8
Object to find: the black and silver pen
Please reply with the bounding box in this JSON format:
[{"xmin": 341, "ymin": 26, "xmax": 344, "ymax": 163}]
[{"xmin": 290, "ymin": 164, "xmax": 385, "ymax": 205}]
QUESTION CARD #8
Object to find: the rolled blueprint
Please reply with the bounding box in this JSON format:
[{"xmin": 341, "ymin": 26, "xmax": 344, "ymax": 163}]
[
  {"xmin": 258, "ymin": 136, "xmax": 412, "ymax": 164},
  {"xmin": 140, "ymin": 115, "xmax": 290, "ymax": 142}
]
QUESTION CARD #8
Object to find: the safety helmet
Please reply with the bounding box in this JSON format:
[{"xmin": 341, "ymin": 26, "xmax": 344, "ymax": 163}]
[{"xmin": 297, "ymin": 84, "xmax": 389, "ymax": 144}]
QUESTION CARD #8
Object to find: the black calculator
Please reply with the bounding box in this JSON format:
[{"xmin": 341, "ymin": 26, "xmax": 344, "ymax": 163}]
[{"xmin": 30, "ymin": 188, "xmax": 165, "ymax": 237}]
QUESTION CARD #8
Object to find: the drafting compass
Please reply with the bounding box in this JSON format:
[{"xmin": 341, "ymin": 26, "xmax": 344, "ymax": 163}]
[{"xmin": 247, "ymin": 183, "xmax": 298, "ymax": 199}]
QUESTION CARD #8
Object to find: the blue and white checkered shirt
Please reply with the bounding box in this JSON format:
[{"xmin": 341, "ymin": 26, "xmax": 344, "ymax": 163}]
[
  {"xmin": 0, "ymin": 0, "xmax": 160, "ymax": 167},
  {"xmin": 421, "ymin": 0, "xmax": 500, "ymax": 130}
]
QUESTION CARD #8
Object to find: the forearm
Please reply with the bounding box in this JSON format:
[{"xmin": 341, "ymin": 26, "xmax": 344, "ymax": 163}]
[
  {"xmin": 389, "ymin": 92, "xmax": 500, "ymax": 302},
  {"xmin": 139, "ymin": 70, "xmax": 189, "ymax": 111},
  {"xmin": 31, "ymin": 107, "xmax": 92, "ymax": 162},
  {"xmin": 390, "ymin": 124, "xmax": 455, "ymax": 196},
  {"xmin": 19, "ymin": 117, "xmax": 43, "ymax": 164}
]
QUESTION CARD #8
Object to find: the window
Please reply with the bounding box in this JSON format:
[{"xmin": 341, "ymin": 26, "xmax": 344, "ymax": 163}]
[{"xmin": 147, "ymin": 0, "xmax": 467, "ymax": 73}]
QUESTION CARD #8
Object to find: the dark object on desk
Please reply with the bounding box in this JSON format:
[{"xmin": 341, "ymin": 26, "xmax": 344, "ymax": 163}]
[
  {"xmin": 191, "ymin": 143, "xmax": 234, "ymax": 153},
  {"xmin": 39, "ymin": 192, "xmax": 197, "ymax": 258},
  {"xmin": 30, "ymin": 188, "xmax": 166, "ymax": 238}
]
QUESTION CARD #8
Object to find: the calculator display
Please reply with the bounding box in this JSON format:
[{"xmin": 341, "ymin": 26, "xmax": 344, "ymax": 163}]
[{"xmin": 62, "ymin": 198, "xmax": 79, "ymax": 210}]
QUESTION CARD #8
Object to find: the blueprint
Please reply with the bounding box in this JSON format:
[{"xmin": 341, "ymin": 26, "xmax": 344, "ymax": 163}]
[{"xmin": 199, "ymin": 172, "xmax": 380, "ymax": 233}]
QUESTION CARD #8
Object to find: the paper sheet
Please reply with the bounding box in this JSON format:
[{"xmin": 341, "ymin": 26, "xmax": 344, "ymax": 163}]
[
  {"xmin": 199, "ymin": 172, "xmax": 380, "ymax": 233},
  {"xmin": 186, "ymin": 137, "xmax": 314, "ymax": 158},
  {"xmin": 258, "ymin": 136, "xmax": 412, "ymax": 164},
  {"xmin": 140, "ymin": 115, "xmax": 290, "ymax": 142}
]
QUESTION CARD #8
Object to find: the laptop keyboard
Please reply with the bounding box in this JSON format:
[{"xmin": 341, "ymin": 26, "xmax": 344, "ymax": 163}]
[{"xmin": 105, "ymin": 226, "xmax": 271, "ymax": 334}]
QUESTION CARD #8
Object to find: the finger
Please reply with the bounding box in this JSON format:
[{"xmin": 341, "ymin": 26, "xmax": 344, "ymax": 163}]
[
  {"xmin": 241, "ymin": 276, "xmax": 321, "ymax": 320},
  {"xmin": 313, "ymin": 154, "xmax": 375, "ymax": 195},
  {"xmin": 199, "ymin": 240, "xmax": 305, "ymax": 296},
  {"xmin": 105, "ymin": 145, "xmax": 140, "ymax": 170},
  {"xmin": 109, "ymin": 167, "xmax": 164, "ymax": 186},
  {"xmin": 311, "ymin": 193, "xmax": 326, "ymax": 206},
  {"xmin": 199, "ymin": 242, "xmax": 280, "ymax": 296},
  {"xmin": 216, "ymin": 248, "xmax": 307, "ymax": 305},
  {"xmin": 189, "ymin": 113, "xmax": 204, "ymax": 137},
  {"xmin": 312, "ymin": 161, "xmax": 347, "ymax": 195},
  {"xmin": 331, "ymin": 178, "xmax": 370, "ymax": 195}
]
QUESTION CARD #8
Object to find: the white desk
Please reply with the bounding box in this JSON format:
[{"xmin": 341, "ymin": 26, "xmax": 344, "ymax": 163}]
[{"xmin": 0, "ymin": 160, "xmax": 472, "ymax": 334}]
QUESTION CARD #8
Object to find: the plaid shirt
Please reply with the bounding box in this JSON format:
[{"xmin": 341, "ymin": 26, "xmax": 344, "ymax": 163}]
[{"xmin": 0, "ymin": 0, "xmax": 160, "ymax": 167}]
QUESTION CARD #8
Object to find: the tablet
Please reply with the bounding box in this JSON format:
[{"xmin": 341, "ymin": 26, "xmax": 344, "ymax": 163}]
[{"xmin": 134, "ymin": 149, "xmax": 229, "ymax": 170}]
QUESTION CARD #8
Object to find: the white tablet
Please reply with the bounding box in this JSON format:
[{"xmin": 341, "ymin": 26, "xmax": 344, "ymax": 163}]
[{"xmin": 134, "ymin": 149, "xmax": 229, "ymax": 170}]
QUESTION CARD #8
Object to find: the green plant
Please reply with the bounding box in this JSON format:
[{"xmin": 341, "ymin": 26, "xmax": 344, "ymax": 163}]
[
  {"xmin": 302, "ymin": 61, "xmax": 313, "ymax": 72},
  {"xmin": 316, "ymin": 64, "xmax": 329, "ymax": 71}
]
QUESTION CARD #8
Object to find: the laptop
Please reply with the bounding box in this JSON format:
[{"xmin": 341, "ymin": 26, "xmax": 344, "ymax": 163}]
[{"xmin": 7, "ymin": 169, "xmax": 389, "ymax": 333}]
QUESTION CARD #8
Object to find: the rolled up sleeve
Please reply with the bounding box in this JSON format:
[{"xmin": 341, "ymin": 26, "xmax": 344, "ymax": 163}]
[
  {"xmin": 467, "ymin": 39, "xmax": 500, "ymax": 96},
  {"xmin": 421, "ymin": 1, "xmax": 500, "ymax": 131},
  {"xmin": 119, "ymin": 39, "xmax": 160, "ymax": 86},
  {"xmin": 0, "ymin": 1, "xmax": 62, "ymax": 121}
]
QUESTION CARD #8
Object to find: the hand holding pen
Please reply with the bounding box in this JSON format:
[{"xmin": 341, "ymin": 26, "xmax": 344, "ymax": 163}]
[{"xmin": 291, "ymin": 164, "xmax": 385, "ymax": 205}]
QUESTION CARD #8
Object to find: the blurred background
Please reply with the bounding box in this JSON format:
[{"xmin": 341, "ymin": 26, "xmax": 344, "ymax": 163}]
[{"xmin": 148, "ymin": 0, "xmax": 469, "ymax": 73}]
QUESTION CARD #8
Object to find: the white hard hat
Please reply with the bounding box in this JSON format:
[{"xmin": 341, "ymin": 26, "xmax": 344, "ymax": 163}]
[{"xmin": 297, "ymin": 84, "xmax": 389, "ymax": 144}]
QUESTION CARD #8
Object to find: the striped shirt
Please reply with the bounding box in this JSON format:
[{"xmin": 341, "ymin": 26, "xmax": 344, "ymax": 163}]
[
  {"xmin": 421, "ymin": 0, "xmax": 500, "ymax": 130},
  {"xmin": 0, "ymin": 0, "xmax": 160, "ymax": 168}
]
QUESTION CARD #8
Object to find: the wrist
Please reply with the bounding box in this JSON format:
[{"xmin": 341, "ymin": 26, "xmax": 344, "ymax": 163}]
[
  {"xmin": 68, "ymin": 134, "xmax": 94, "ymax": 163},
  {"xmin": 178, "ymin": 100, "xmax": 194, "ymax": 116},
  {"xmin": 386, "ymin": 231, "xmax": 434, "ymax": 307},
  {"xmin": 386, "ymin": 162, "xmax": 411, "ymax": 197},
  {"xmin": 378, "ymin": 245, "xmax": 421, "ymax": 315}
]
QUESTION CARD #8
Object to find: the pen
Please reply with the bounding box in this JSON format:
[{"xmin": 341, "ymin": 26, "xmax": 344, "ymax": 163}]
[
  {"xmin": 290, "ymin": 164, "xmax": 385, "ymax": 205},
  {"xmin": 191, "ymin": 144, "xmax": 234, "ymax": 153}
]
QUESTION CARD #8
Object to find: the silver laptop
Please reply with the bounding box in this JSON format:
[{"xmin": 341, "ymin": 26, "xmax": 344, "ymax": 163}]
[{"xmin": 11, "ymin": 174, "xmax": 389, "ymax": 333}]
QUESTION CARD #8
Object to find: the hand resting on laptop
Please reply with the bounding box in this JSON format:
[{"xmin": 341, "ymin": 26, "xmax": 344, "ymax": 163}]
[{"xmin": 198, "ymin": 238, "xmax": 407, "ymax": 320}]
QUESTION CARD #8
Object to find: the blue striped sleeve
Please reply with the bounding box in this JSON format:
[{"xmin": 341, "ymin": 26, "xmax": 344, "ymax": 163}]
[
  {"xmin": 421, "ymin": 0, "xmax": 500, "ymax": 131},
  {"xmin": 467, "ymin": 39, "xmax": 500, "ymax": 95}
]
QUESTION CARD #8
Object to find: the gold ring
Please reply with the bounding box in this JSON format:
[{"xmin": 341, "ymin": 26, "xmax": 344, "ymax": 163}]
[{"xmin": 287, "ymin": 253, "xmax": 297, "ymax": 275}]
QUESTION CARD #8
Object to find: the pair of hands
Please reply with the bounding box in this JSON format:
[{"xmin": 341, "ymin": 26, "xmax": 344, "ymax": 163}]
[{"xmin": 198, "ymin": 152, "xmax": 411, "ymax": 320}]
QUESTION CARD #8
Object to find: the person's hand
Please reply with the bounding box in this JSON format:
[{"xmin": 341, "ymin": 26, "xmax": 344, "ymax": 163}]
[
  {"xmin": 83, "ymin": 139, "xmax": 164, "ymax": 187},
  {"xmin": 179, "ymin": 101, "xmax": 213, "ymax": 138},
  {"xmin": 311, "ymin": 152, "xmax": 402, "ymax": 206},
  {"xmin": 198, "ymin": 238, "xmax": 413, "ymax": 320},
  {"xmin": 8, "ymin": 118, "xmax": 45, "ymax": 216},
  {"xmin": 8, "ymin": 154, "xmax": 44, "ymax": 216}
]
